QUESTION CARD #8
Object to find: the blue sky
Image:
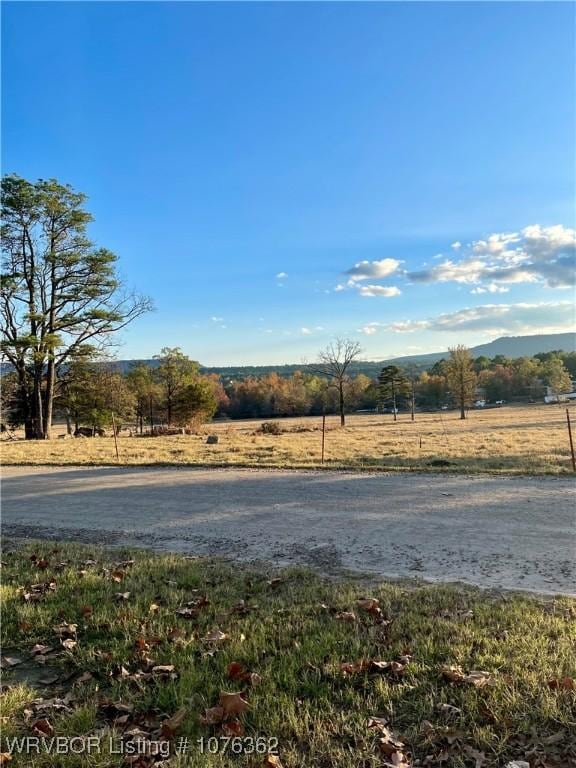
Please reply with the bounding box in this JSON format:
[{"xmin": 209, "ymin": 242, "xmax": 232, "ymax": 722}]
[{"xmin": 2, "ymin": 1, "xmax": 575, "ymax": 365}]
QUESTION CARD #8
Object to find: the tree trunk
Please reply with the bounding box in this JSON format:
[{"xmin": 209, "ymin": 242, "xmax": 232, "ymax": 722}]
[
  {"xmin": 339, "ymin": 383, "xmax": 345, "ymax": 427},
  {"xmin": 392, "ymin": 383, "xmax": 397, "ymax": 422},
  {"xmin": 32, "ymin": 365, "xmax": 44, "ymax": 439},
  {"xmin": 460, "ymin": 400, "xmax": 466, "ymax": 420},
  {"xmin": 65, "ymin": 408, "xmax": 72, "ymax": 435},
  {"xmin": 43, "ymin": 358, "xmax": 56, "ymax": 439},
  {"xmin": 411, "ymin": 382, "xmax": 415, "ymax": 422}
]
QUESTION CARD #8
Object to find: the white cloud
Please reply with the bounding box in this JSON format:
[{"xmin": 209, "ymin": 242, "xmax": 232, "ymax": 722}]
[
  {"xmin": 345, "ymin": 258, "xmax": 402, "ymax": 282},
  {"xmin": 334, "ymin": 284, "xmax": 345, "ymax": 292},
  {"xmin": 357, "ymin": 323, "xmax": 382, "ymax": 335},
  {"xmin": 300, "ymin": 327, "xmax": 312, "ymax": 335},
  {"xmin": 451, "ymin": 241, "xmax": 462, "ymax": 250},
  {"xmin": 470, "ymin": 283, "xmax": 510, "ymax": 295},
  {"xmin": 357, "ymin": 284, "xmax": 402, "ymax": 298},
  {"xmin": 409, "ymin": 225, "xmax": 575, "ymax": 290},
  {"xmin": 387, "ymin": 301, "xmax": 575, "ymax": 335},
  {"xmin": 276, "ymin": 271, "xmax": 288, "ymax": 279},
  {"xmin": 211, "ymin": 316, "xmax": 224, "ymax": 322}
]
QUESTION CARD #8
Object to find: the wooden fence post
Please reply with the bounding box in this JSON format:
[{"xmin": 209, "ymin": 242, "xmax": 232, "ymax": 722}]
[{"xmin": 567, "ymin": 408, "xmax": 576, "ymax": 472}]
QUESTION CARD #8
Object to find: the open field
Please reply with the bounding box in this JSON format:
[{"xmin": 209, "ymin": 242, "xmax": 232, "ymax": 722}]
[
  {"xmin": 1, "ymin": 541, "xmax": 575, "ymax": 767},
  {"xmin": 2, "ymin": 404, "xmax": 576, "ymax": 474}
]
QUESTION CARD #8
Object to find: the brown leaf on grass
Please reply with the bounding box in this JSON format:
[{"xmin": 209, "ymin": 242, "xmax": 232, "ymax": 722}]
[
  {"xmin": 0, "ymin": 753, "xmax": 12, "ymax": 765},
  {"xmin": 0, "ymin": 656, "xmax": 24, "ymax": 668},
  {"xmin": 159, "ymin": 707, "xmax": 187, "ymax": 738},
  {"xmin": 175, "ymin": 606, "xmax": 202, "ymax": 619},
  {"xmin": 80, "ymin": 605, "xmax": 93, "ymax": 618},
  {"xmin": 227, "ymin": 662, "xmax": 261, "ymax": 686},
  {"xmin": 219, "ymin": 691, "xmax": 249, "ymax": 716},
  {"xmin": 547, "ymin": 676, "xmax": 574, "ymax": 690},
  {"xmin": 151, "ymin": 665, "xmax": 178, "ymax": 681},
  {"xmin": 199, "ymin": 706, "xmax": 225, "ymax": 725},
  {"xmin": 18, "ymin": 621, "xmax": 32, "ymax": 633},
  {"xmin": 435, "ymin": 703, "xmax": 462, "ymax": 718},
  {"xmin": 267, "ymin": 578, "xmax": 283, "ymax": 589},
  {"xmin": 36, "ymin": 559, "xmax": 50, "ymax": 570},
  {"xmin": 61, "ymin": 638, "xmax": 77, "ymax": 651},
  {"xmin": 32, "ymin": 718, "xmax": 54, "ymax": 737},
  {"xmin": 441, "ymin": 665, "xmax": 465, "ymax": 683},
  {"xmin": 227, "ymin": 662, "xmax": 246, "ymax": 680},
  {"xmin": 463, "ymin": 670, "xmax": 492, "ymax": 687},
  {"xmin": 441, "ymin": 665, "xmax": 492, "ymax": 687},
  {"xmin": 53, "ymin": 622, "xmax": 77, "ymax": 639},
  {"xmin": 357, "ymin": 598, "xmax": 381, "ymax": 615},
  {"xmin": 336, "ymin": 611, "xmax": 357, "ymax": 622},
  {"xmin": 367, "ymin": 716, "xmax": 390, "ymax": 732},
  {"xmin": 134, "ymin": 637, "xmax": 150, "ymax": 653},
  {"xmin": 109, "ymin": 664, "xmax": 131, "ymax": 679},
  {"xmin": 263, "ymin": 757, "xmax": 284, "ymax": 768},
  {"xmin": 111, "ymin": 570, "xmax": 125, "ymax": 582},
  {"xmin": 203, "ymin": 629, "xmax": 228, "ymax": 644},
  {"xmin": 222, "ymin": 718, "xmax": 244, "ymax": 736},
  {"xmin": 148, "ymin": 603, "xmax": 160, "ymax": 614},
  {"xmin": 115, "ymin": 592, "xmax": 131, "ymax": 601}
]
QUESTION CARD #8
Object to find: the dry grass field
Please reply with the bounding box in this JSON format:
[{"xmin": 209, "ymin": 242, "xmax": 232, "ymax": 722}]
[{"xmin": 3, "ymin": 403, "xmax": 576, "ymax": 475}]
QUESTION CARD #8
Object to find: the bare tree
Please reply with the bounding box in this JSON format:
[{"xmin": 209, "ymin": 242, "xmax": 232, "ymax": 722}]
[
  {"xmin": 444, "ymin": 345, "xmax": 477, "ymax": 420},
  {"xmin": 314, "ymin": 338, "xmax": 362, "ymax": 426}
]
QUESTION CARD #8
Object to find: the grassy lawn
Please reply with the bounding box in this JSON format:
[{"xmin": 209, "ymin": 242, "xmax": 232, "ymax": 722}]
[
  {"xmin": 1, "ymin": 542, "xmax": 574, "ymax": 767},
  {"xmin": 2, "ymin": 404, "xmax": 575, "ymax": 475}
]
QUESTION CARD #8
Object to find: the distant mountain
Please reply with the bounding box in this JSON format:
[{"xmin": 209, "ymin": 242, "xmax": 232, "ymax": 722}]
[
  {"xmin": 384, "ymin": 333, "xmax": 576, "ymax": 367},
  {"xmin": 2, "ymin": 332, "xmax": 574, "ymax": 380}
]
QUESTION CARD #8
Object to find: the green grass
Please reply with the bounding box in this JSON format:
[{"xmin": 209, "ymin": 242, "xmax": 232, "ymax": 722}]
[{"xmin": 1, "ymin": 541, "xmax": 575, "ymax": 767}]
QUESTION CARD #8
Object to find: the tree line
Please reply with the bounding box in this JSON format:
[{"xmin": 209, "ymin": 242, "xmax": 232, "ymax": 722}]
[
  {"xmin": 2, "ymin": 343, "xmax": 573, "ymax": 434},
  {"xmin": 2, "ymin": 174, "xmax": 574, "ymax": 438}
]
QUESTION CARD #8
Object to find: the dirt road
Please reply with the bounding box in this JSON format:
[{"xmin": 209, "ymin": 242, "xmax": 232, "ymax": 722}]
[{"xmin": 2, "ymin": 466, "xmax": 574, "ymax": 594}]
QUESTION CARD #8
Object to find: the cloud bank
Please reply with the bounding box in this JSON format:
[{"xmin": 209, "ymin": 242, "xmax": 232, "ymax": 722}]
[{"xmin": 408, "ymin": 225, "xmax": 575, "ymax": 290}]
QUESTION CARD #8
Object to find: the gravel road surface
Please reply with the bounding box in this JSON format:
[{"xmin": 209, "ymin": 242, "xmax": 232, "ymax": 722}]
[{"xmin": 2, "ymin": 466, "xmax": 574, "ymax": 594}]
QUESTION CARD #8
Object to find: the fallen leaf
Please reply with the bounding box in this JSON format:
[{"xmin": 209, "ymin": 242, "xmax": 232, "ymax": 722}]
[
  {"xmin": 32, "ymin": 718, "xmax": 54, "ymax": 737},
  {"xmin": 463, "ymin": 670, "xmax": 492, "ymax": 687},
  {"xmin": 504, "ymin": 763, "xmax": 530, "ymax": 768},
  {"xmin": 357, "ymin": 598, "xmax": 381, "ymax": 615},
  {"xmin": 222, "ymin": 718, "xmax": 244, "ymax": 736},
  {"xmin": 0, "ymin": 753, "xmax": 12, "ymax": 765},
  {"xmin": 219, "ymin": 691, "xmax": 249, "ymax": 716},
  {"xmin": 36, "ymin": 559, "xmax": 49, "ymax": 570},
  {"xmin": 0, "ymin": 656, "xmax": 24, "ymax": 668},
  {"xmin": 18, "ymin": 621, "xmax": 32, "ymax": 633},
  {"xmin": 160, "ymin": 707, "xmax": 187, "ymax": 738},
  {"xmin": 548, "ymin": 676, "xmax": 574, "ymax": 690},
  {"xmin": 61, "ymin": 638, "xmax": 77, "ymax": 651},
  {"xmin": 115, "ymin": 592, "xmax": 131, "ymax": 601},
  {"xmin": 53, "ymin": 622, "xmax": 77, "ymax": 639},
  {"xmin": 148, "ymin": 603, "xmax": 160, "ymax": 614},
  {"xmin": 336, "ymin": 611, "xmax": 356, "ymax": 622},
  {"xmin": 200, "ymin": 706, "xmax": 225, "ymax": 725},
  {"xmin": 111, "ymin": 570, "xmax": 125, "ymax": 582},
  {"xmin": 80, "ymin": 605, "xmax": 93, "ymax": 618},
  {"xmin": 203, "ymin": 629, "xmax": 228, "ymax": 644},
  {"xmin": 263, "ymin": 756, "xmax": 283, "ymax": 767}
]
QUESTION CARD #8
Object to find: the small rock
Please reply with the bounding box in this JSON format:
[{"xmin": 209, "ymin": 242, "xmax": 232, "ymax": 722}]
[{"xmin": 206, "ymin": 435, "xmax": 219, "ymax": 444}]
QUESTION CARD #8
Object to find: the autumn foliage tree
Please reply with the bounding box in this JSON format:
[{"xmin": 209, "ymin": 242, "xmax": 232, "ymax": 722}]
[{"xmin": 443, "ymin": 345, "xmax": 477, "ymax": 419}]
